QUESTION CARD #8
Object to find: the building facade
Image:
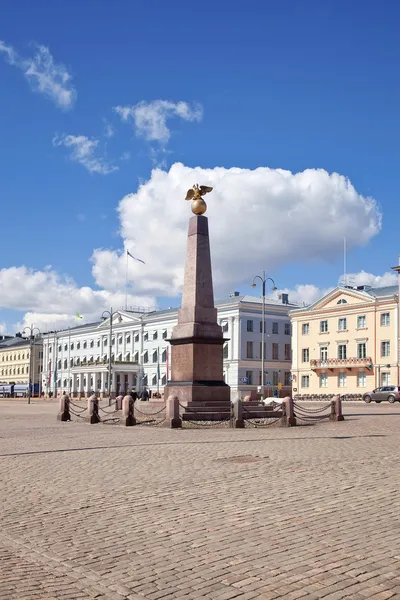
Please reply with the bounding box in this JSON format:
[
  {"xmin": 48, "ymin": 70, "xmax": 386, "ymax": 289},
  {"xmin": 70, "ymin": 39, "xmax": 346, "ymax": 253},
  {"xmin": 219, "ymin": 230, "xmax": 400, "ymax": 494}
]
[
  {"xmin": 41, "ymin": 293, "xmax": 297, "ymax": 399},
  {"xmin": 290, "ymin": 285, "xmax": 399, "ymax": 395},
  {"xmin": 0, "ymin": 336, "xmax": 43, "ymax": 389}
]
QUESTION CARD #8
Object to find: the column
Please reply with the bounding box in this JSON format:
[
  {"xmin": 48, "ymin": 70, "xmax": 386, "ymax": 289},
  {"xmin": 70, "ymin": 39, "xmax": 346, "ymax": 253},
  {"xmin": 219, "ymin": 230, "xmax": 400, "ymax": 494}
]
[
  {"xmin": 229, "ymin": 317, "xmax": 235, "ymax": 360},
  {"xmin": 128, "ymin": 372, "xmax": 134, "ymax": 391},
  {"xmin": 100, "ymin": 372, "xmax": 106, "ymax": 394},
  {"xmin": 111, "ymin": 371, "xmax": 117, "ymax": 397},
  {"xmin": 79, "ymin": 374, "xmax": 84, "ymax": 398}
]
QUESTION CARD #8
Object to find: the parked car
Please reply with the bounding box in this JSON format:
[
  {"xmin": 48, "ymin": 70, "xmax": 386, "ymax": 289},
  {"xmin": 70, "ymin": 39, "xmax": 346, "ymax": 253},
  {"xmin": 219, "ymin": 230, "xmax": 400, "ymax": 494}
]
[{"xmin": 363, "ymin": 386, "xmax": 400, "ymax": 403}]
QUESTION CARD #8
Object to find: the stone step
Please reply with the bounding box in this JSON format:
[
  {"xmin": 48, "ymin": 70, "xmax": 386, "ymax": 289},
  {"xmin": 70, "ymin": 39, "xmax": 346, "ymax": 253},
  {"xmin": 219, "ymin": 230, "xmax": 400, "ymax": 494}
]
[{"xmin": 182, "ymin": 412, "xmax": 231, "ymax": 421}]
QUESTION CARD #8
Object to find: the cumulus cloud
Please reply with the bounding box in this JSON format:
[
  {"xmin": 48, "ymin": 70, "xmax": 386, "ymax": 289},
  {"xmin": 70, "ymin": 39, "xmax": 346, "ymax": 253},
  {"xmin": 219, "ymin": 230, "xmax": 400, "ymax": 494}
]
[
  {"xmin": 53, "ymin": 134, "xmax": 118, "ymax": 174},
  {"xmin": 113, "ymin": 100, "xmax": 203, "ymax": 144},
  {"xmin": 0, "ymin": 41, "xmax": 76, "ymax": 109},
  {"xmin": 91, "ymin": 163, "xmax": 382, "ymax": 298},
  {"xmin": 0, "ymin": 266, "xmax": 155, "ymax": 332}
]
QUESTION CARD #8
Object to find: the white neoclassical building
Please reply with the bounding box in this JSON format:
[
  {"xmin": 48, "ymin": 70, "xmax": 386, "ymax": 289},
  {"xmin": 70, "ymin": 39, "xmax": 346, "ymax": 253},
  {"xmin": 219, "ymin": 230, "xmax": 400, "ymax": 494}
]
[{"xmin": 41, "ymin": 293, "xmax": 298, "ymax": 399}]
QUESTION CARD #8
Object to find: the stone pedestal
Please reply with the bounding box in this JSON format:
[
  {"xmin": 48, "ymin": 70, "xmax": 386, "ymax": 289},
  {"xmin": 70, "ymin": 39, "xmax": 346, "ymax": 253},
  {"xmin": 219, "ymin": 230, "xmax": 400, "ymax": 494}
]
[{"xmin": 164, "ymin": 215, "xmax": 230, "ymax": 419}]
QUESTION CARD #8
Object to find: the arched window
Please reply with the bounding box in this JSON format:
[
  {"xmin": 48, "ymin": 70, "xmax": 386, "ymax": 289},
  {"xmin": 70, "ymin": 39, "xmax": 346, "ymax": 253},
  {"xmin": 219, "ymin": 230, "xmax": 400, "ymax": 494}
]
[
  {"xmin": 57, "ymin": 360, "xmax": 61, "ymax": 370},
  {"xmin": 118, "ymin": 353, "xmax": 122, "ymax": 362},
  {"xmin": 17, "ymin": 368, "xmax": 20, "ymax": 375},
  {"xmin": 126, "ymin": 352, "xmax": 130, "ymax": 362},
  {"xmin": 337, "ymin": 298, "xmax": 348, "ymax": 304},
  {"xmin": 63, "ymin": 359, "xmax": 68, "ymax": 369}
]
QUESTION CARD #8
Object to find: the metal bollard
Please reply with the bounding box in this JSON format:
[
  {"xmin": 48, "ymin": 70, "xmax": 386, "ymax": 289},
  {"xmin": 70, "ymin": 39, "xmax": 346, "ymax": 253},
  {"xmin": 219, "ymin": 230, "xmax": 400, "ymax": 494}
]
[
  {"xmin": 164, "ymin": 395, "xmax": 182, "ymax": 428},
  {"xmin": 330, "ymin": 394, "xmax": 344, "ymax": 421},
  {"xmin": 87, "ymin": 397, "xmax": 100, "ymax": 424},
  {"xmin": 281, "ymin": 396, "xmax": 296, "ymax": 426},
  {"xmin": 122, "ymin": 395, "xmax": 136, "ymax": 426},
  {"xmin": 232, "ymin": 399, "xmax": 244, "ymax": 428},
  {"xmin": 57, "ymin": 394, "xmax": 71, "ymax": 422}
]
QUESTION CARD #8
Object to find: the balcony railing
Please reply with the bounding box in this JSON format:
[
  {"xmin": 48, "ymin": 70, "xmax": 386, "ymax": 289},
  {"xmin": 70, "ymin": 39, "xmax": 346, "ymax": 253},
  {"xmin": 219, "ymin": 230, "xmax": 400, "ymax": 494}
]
[{"xmin": 310, "ymin": 357, "xmax": 373, "ymax": 369}]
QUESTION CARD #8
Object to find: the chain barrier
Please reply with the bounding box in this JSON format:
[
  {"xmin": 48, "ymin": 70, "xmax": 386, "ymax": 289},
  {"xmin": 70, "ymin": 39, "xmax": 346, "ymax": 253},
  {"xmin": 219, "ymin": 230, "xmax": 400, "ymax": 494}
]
[
  {"xmin": 293, "ymin": 402, "xmax": 331, "ymax": 414},
  {"xmin": 69, "ymin": 408, "xmax": 87, "ymax": 420},
  {"xmin": 134, "ymin": 404, "xmax": 166, "ymax": 417},
  {"xmin": 98, "ymin": 405, "xmax": 120, "ymax": 415},
  {"xmin": 295, "ymin": 413, "xmax": 330, "ymax": 424},
  {"xmin": 242, "ymin": 407, "xmax": 282, "ymax": 428},
  {"xmin": 69, "ymin": 401, "xmax": 87, "ymax": 413},
  {"xmin": 135, "ymin": 416, "xmax": 167, "ymax": 427}
]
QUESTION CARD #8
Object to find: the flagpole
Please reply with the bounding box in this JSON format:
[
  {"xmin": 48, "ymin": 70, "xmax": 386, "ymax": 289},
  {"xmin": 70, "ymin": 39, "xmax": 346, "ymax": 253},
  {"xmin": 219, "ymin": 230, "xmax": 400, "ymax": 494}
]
[
  {"xmin": 125, "ymin": 250, "xmax": 128, "ymax": 311},
  {"xmin": 157, "ymin": 346, "xmax": 160, "ymax": 395}
]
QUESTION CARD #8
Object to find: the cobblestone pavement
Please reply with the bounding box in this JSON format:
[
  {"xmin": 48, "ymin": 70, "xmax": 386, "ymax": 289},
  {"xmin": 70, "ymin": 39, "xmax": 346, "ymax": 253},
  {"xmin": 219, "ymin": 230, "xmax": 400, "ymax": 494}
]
[{"xmin": 1, "ymin": 400, "xmax": 400, "ymax": 600}]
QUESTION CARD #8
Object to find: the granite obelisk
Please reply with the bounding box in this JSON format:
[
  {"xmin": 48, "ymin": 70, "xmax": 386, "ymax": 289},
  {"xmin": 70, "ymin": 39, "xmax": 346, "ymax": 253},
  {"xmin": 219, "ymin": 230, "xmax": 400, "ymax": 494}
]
[{"xmin": 165, "ymin": 185, "xmax": 230, "ymax": 413}]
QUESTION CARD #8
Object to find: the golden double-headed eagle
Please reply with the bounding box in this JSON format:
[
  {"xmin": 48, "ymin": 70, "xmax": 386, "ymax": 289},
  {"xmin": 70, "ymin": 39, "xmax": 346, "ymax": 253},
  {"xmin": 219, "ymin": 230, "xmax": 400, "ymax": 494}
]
[{"xmin": 185, "ymin": 184, "xmax": 213, "ymax": 215}]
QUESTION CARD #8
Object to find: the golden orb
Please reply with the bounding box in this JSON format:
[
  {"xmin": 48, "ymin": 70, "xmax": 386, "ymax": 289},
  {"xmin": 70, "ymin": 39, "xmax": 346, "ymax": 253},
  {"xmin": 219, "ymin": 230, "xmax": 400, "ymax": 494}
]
[{"xmin": 191, "ymin": 198, "xmax": 207, "ymax": 215}]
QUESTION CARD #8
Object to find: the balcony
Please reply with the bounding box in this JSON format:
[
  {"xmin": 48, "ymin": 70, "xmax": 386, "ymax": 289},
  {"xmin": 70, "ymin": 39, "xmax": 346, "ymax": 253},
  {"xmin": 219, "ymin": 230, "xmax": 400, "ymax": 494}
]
[{"xmin": 310, "ymin": 357, "xmax": 373, "ymax": 370}]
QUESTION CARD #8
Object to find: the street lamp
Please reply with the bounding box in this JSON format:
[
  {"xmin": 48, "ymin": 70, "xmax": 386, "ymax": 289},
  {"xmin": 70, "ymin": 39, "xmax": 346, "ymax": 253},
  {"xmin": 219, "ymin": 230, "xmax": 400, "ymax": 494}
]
[
  {"xmin": 22, "ymin": 325, "xmax": 41, "ymax": 404},
  {"xmin": 250, "ymin": 272, "xmax": 277, "ymax": 401},
  {"xmin": 101, "ymin": 308, "xmax": 121, "ymax": 402}
]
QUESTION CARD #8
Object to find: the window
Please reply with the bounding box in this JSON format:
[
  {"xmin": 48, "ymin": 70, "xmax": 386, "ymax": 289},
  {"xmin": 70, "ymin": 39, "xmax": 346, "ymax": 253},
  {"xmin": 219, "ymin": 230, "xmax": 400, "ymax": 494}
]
[
  {"xmin": 71, "ymin": 343, "xmax": 74, "ymax": 350},
  {"xmin": 337, "ymin": 298, "xmax": 347, "ymax": 304},
  {"xmin": 70, "ymin": 359, "xmax": 74, "ymax": 368},
  {"xmin": 118, "ymin": 337, "xmax": 123, "ymax": 345},
  {"xmin": 338, "ymin": 372, "xmax": 347, "ymax": 388},
  {"xmin": 134, "ymin": 351, "xmax": 139, "ymax": 363},
  {"xmin": 161, "ymin": 375, "xmax": 167, "ymax": 385},
  {"xmin": 381, "ymin": 341, "xmax": 390, "ymax": 357},
  {"xmin": 246, "ymin": 341, "xmax": 253, "ymax": 359},
  {"xmin": 259, "ymin": 342, "xmax": 266, "ymax": 358},
  {"xmin": 223, "ymin": 343, "xmax": 228, "ymax": 359},
  {"xmin": 104, "ymin": 338, "xmax": 107, "ymax": 347},
  {"xmin": 152, "ymin": 375, "xmax": 157, "ymax": 386},
  {"xmin": 126, "ymin": 335, "xmax": 131, "ymax": 344},
  {"xmin": 162, "ymin": 349, "xmax": 167, "ymax": 362},
  {"xmin": 245, "ymin": 370, "xmax": 253, "ymax": 385},
  {"xmin": 144, "ymin": 333, "xmax": 148, "ymax": 341},
  {"xmin": 90, "ymin": 340, "xmax": 94, "ymax": 348},
  {"xmin": 284, "ymin": 371, "xmax": 291, "ymax": 386},
  {"xmin": 152, "ymin": 350, "xmax": 158, "ymax": 363},
  {"xmin": 222, "ymin": 322, "xmax": 228, "ymax": 333},
  {"xmin": 320, "ymin": 320, "xmax": 328, "ymax": 333},
  {"xmin": 272, "ymin": 322, "xmax": 279, "ymax": 334},
  {"xmin": 134, "ymin": 333, "xmax": 139, "ymax": 342},
  {"xmin": 338, "ymin": 344, "xmax": 347, "ymax": 360},
  {"xmin": 17, "ymin": 367, "xmax": 20, "ymax": 375},
  {"xmin": 142, "ymin": 375, "xmax": 148, "ymax": 386},
  {"xmin": 284, "ymin": 344, "xmax": 291, "ymax": 360},
  {"xmin": 112, "ymin": 338, "xmax": 115, "ymax": 345},
  {"xmin": 301, "ymin": 375, "xmax": 309, "ymax": 388},
  {"xmin": 247, "ymin": 320, "xmax": 253, "ymax": 332},
  {"xmin": 357, "ymin": 342, "xmax": 366, "ymax": 359},
  {"xmin": 83, "ymin": 341, "xmax": 87, "ymax": 349},
  {"xmin": 382, "ymin": 372, "xmax": 391, "ymax": 386},
  {"xmin": 259, "ymin": 321, "xmax": 264, "ymax": 333},
  {"xmin": 284, "ymin": 323, "xmax": 291, "ymax": 335},
  {"xmin": 57, "ymin": 359, "xmax": 61, "ymax": 369},
  {"xmin": 302, "ymin": 323, "xmax": 309, "ymax": 335},
  {"xmin": 338, "ymin": 318, "xmax": 347, "ymax": 331},
  {"xmin": 320, "ymin": 346, "xmax": 328, "ymax": 361},
  {"xmin": 357, "ymin": 315, "xmax": 366, "ymax": 329},
  {"xmin": 118, "ymin": 353, "xmax": 122, "ymax": 362},
  {"xmin": 301, "ymin": 348, "xmax": 309, "ymax": 363},
  {"xmin": 97, "ymin": 340, "xmax": 100, "ymax": 347},
  {"xmin": 357, "ymin": 372, "xmax": 367, "ymax": 387},
  {"xmin": 126, "ymin": 352, "xmax": 130, "ymax": 362},
  {"xmin": 273, "ymin": 371, "xmax": 279, "ymax": 386},
  {"xmin": 63, "ymin": 359, "xmax": 67, "ymax": 369},
  {"xmin": 76, "ymin": 358, "xmax": 80, "ymax": 365},
  {"xmin": 63, "ymin": 344, "xmax": 67, "ymax": 351},
  {"xmin": 77, "ymin": 342, "xmax": 80, "ymax": 350},
  {"xmin": 162, "ymin": 330, "xmax": 167, "ymax": 339},
  {"xmin": 153, "ymin": 331, "xmax": 158, "ymax": 340},
  {"xmin": 143, "ymin": 351, "xmax": 149, "ymax": 364},
  {"xmin": 58, "ymin": 345, "xmax": 61, "ymax": 352},
  {"xmin": 381, "ymin": 313, "xmax": 390, "ymax": 326},
  {"xmin": 320, "ymin": 373, "xmax": 328, "ymax": 388},
  {"xmin": 272, "ymin": 343, "xmax": 279, "ymax": 360}
]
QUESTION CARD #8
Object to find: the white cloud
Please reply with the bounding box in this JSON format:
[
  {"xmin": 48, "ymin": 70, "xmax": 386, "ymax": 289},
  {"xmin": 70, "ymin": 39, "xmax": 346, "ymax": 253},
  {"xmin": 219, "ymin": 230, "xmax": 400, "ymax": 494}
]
[
  {"xmin": 91, "ymin": 163, "xmax": 382, "ymax": 298},
  {"xmin": 103, "ymin": 119, "xmax": 115, "ymax": 138},
  {"xmin": 53, "ymin": 134, "xmax": 118, "ymax": 174},
  {"xmin": 113, "ymin": 100, "xmax": 203, "ymax": 144},
  {"xmin": 0, "ymin": 266, "xmax": 155, "ymax": 332},
  {"xmin": 0, "ymin": 41, "xmax": 76, "ymax": 109}
]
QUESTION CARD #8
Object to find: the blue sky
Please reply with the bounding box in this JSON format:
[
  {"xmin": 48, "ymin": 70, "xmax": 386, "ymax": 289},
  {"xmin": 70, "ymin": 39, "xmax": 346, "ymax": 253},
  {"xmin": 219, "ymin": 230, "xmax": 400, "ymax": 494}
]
[{"xmin": 1, "ymin": 0, "xmax": 400, "ymax": 332}]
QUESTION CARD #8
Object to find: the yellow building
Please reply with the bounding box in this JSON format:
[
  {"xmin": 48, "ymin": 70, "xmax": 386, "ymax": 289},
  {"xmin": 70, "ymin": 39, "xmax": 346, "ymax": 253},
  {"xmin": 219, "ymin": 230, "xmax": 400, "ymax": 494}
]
[
  {"xmin": 289, "ymin": 284, "xmax": 398, "ymax": 395},
  {"xmin": 0, "ymin": 336, "xmax": 43, "ymax": 392}
]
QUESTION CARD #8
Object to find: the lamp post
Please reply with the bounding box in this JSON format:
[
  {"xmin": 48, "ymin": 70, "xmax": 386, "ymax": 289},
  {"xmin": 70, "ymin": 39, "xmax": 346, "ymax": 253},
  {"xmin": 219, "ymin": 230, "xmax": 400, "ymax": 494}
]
[
  {"xmin": 250, "ymin": 272, "xmax": 277, "ymax": 401},
  {"xmin": 22, "ymin": 325, "xmax": 41, "ymax": 404},
  {"xmin": 102, "ymin": 308, "xmax": 121, "ymax": 402}
]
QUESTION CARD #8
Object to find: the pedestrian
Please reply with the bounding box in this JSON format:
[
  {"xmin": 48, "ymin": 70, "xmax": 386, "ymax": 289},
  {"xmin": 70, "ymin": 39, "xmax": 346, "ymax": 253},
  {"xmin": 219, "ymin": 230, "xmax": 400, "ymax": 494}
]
[
  {"xmin": 130, "ymin": 388, "xmax": 138, "ymax": 402},
  {"xmin": 140, "ymin": 387, "xmax": 149, "ymax": 401}
]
